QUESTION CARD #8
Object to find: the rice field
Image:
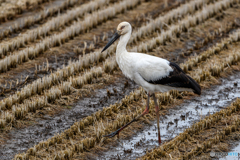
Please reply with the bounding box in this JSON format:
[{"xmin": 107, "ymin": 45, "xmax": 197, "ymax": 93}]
[{"xmin": 0, "ymin": 0, "xmax": 240, "ymax": 159}]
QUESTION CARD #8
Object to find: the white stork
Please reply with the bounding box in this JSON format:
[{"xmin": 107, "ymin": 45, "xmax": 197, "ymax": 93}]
[{"xmin": 101, "ymin": 21, "xmax": 201, "ymax": 144}]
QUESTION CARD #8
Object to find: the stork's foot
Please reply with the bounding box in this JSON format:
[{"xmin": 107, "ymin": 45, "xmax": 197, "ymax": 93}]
[{"xmin": 103, "ymin": 128, "xmax": 121, "ymax": 138}]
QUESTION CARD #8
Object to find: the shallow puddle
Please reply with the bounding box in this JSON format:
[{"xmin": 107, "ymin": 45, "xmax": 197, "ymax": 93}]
[
  {"xmin": 0, "ymin": 77, "xmax": 137, "ymax": 160},
  {"xmin": 100, "ymin": 72, "xmax": 240, "ymax": 160}
]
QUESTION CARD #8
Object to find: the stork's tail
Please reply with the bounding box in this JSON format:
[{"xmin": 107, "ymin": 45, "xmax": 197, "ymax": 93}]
[
  {"xmin": 187, "ymin": 75, "xmax": 201, "ymax": 95},
  {"xmin": 169, "ymin": 62, "xmax": 201, "ymax": 95}
]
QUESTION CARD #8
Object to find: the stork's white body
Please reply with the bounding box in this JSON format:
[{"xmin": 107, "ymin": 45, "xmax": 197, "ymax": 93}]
[
  {"xmin": 102, "ymin": 21, "xmax": 201, "ymax": 144},
  {"xmin": 115, "ymin": 25, "xmax": 193, "ymax": 94}
]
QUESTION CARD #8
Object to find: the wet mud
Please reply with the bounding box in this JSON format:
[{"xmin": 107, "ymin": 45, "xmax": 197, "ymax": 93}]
[
  {"xmin": 0, "ymin": 76, "xmax": 138, "ymax": 160},
  {"xmin": 99, "ymin": 71, "xmax": 240, "ymax": 160}
]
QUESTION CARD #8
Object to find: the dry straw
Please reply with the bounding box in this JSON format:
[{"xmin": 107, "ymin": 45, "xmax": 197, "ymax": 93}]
[
  {"xmin": 0, "ymin": 0, "xmax": 140, "ymax": 73},
  {"xmin": 0, "ymin": 66, "xmax": 103, "ymax": 127},
  {"xmin": 130, "ymin": 0, "xmax": 239, "ymax": 53},
  {"xmin": 0, "ymin": 0, "xmax": 53, "ymax": 24},
  {"xmin": 0, "ymin": 0, "xmax": 218, "ymax": 64},
  {"xmin": 181, "ymin": 28, "xmax": 240, "ymax": 73},
  {"xmin": 0, "ymin": 0, "xmax": 85, "ymax": 39},
  {"xmin": 191, "ymin": 50, "xmax": 240, "ymax": 83},
  {"xmin": 0, "ymin": 0, "xmax": 111, "ymax": 56},
  {"xmin": 0, "ymin": 51, "xmax": 105, "ymax": 112}
]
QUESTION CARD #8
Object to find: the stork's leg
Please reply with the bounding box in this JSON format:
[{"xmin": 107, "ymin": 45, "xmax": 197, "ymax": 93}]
[
  {"xmin": 103, "ymin": 93, "xmax": 150, "ymax": 138},
  {"xmin": 152, "ymin": 93, "xmax": 161, "ymax": 144}
]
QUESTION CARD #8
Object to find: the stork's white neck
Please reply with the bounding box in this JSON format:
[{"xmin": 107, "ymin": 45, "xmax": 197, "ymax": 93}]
[
  {"xmin": 116, "ymin": 29, "xmax": 133, "ymax": 80},
  {"xmin": 116, "ymin": 30, "xmax": 131, "ymax": 56}
]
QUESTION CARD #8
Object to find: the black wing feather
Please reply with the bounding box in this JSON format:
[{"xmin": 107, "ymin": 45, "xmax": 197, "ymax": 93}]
[{"xmin": 142, "ymin": 62, "xmax": 201, "ymax": 95}]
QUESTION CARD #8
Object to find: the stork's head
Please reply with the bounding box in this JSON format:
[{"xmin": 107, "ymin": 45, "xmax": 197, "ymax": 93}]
[
  {"xmin": 117, "ymin": 21, "xmax": 131, "ymax": 35},
  {"xmin": 101, "ymin": 22, "xmax": 131, "ymax": 53}
]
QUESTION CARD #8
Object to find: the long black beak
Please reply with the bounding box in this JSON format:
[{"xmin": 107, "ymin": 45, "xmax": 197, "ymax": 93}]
[{"xmin": 101, "ymin": 32, "xmax": 120, "ymax": 53}]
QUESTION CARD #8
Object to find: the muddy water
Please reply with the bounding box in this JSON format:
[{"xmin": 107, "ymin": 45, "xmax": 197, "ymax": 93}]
[
  {"xmin": 0, "ymin": 77, "xmax": 138, "ymax": 160},
  {"xmin": 99, "ymin": 72, "xmax": 240, "ymax": 160}
]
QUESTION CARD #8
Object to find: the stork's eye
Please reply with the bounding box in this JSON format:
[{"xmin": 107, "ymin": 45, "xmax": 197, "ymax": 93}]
[{"xmin": 120, "ymin": 26, "xmax": 125, "ymax": 30}]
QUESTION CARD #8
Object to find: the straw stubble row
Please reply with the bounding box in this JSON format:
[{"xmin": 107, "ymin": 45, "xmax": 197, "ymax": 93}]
[
  {"xmin": 0, "ymin": 0, "xmax": 87, "ymax": 40},
  {"xmin": 0, "ymin": 0, "xmax": 53, "ymax": 24},
  {"xmin": 0, "ymin": 66, "xmax": 103, "ymax": 128},
  {"xmin": 181, "ymin": 29, "xmax": 240, "ymax": 83},
  {"xmin": 0, "ymin": 0, "xmax": 111, "ymax": 58},
  {"xmin": 181, "ymin": 28, "xmax": 240, "ymax": 73},
  {"xmin": 0, "ymin": 0, "xmax": 141, "ymax": 73},
  {"xmin": 130, "ymin": 0, "xmax": 239, "ymax": 53}
]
